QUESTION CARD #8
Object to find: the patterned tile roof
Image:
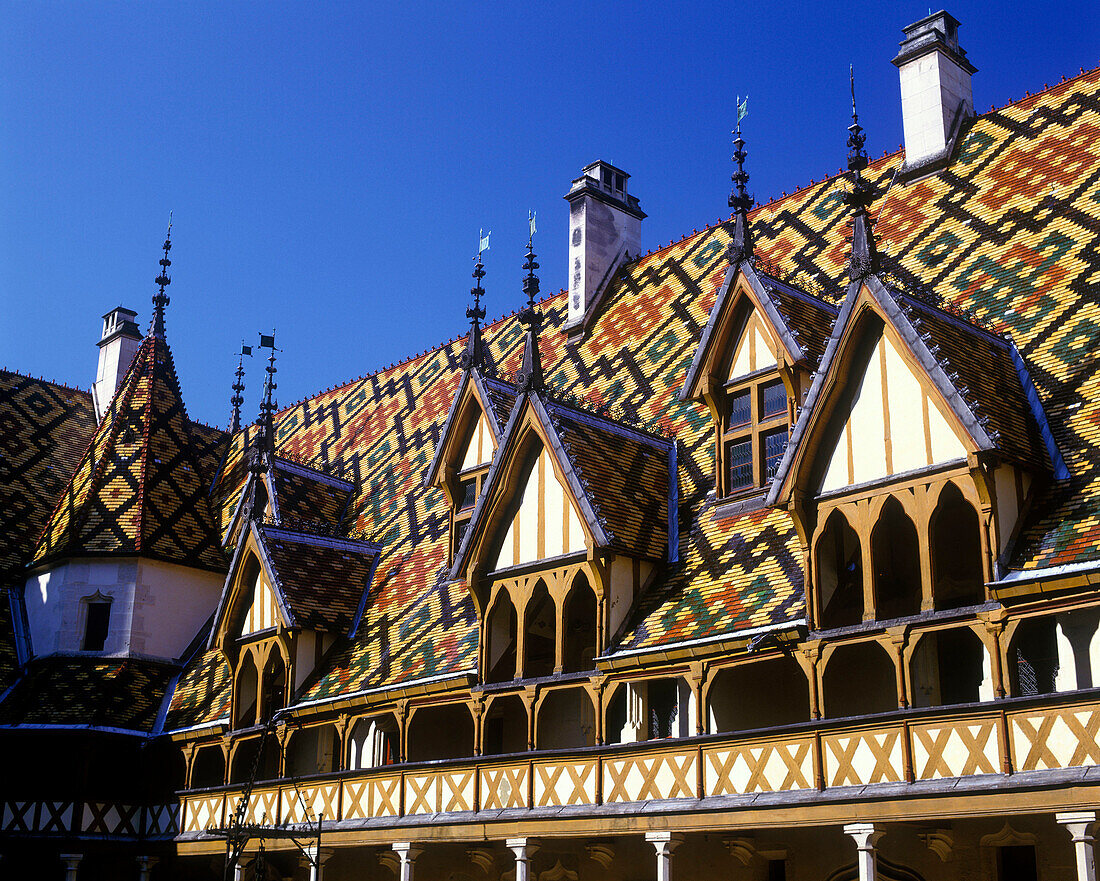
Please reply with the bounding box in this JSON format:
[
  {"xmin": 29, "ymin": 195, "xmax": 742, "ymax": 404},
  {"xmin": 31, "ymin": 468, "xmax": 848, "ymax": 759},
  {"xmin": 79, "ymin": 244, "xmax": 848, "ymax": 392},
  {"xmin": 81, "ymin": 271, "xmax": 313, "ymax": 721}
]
[
  {"xmin": 762, "ymin": 274, "xmax": 839, "ymax": 367},
  {"xmin": 546, "ymin": 400, "xmax": 671, "ymax": 562},
  {"xmin": 0, "ymin": 656, "xmax": 175, "ymax": 733},
  {"xmin": 896, "ymin": 291, "xmax": 1048, "ymax": 469},
  {"xmin": 31, "ymin": 335, "xmax": 228, "ymax": 573},
  {"xmin": 165, "ymin": 645, "xmax": 232, "ymax": 731},
  {"xmin": 258, "ymin": 524, "xmax": 378, "ymax": 634},
  {"xmin": 9, "ymin": 66, "xmax": 1100, "ymax": 718},
  {"xmin": 270, "ymin": 457, "xmax": 353, "ymax": 528},
  {"xmin": 0, "ymin": 371, "xmax": 96, "ymax": 586}
]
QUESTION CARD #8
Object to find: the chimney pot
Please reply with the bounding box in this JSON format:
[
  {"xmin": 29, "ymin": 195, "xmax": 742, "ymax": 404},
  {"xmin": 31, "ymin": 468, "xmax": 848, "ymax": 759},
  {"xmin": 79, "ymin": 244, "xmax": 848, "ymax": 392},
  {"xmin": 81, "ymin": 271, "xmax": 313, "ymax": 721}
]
[
  {"xmin": 563, "ymin": 160, "xmax": 645, "ymax": 339},
  {"xmin": 893, "ymin": 10, "xmax": 977, "ymax": 173},
  {"xmin": 93, "ymin": 306, "xmax": 142, "ymax": 423}
]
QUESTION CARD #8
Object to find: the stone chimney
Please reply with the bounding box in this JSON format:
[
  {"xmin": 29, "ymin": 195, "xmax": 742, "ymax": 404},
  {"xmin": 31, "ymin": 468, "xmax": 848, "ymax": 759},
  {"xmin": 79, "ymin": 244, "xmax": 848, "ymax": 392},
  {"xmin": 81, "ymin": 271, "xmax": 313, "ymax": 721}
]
[
  {"xmin": 563, "ymin": 161, "xmax": 645, "ymax": 339},
  {"xmin": 93, "ymin": 306, "xmax": 142, "ymax": 423},
  {"xmin": 892, "ymin": 10, "xmax": 976, "ymax": 174}
]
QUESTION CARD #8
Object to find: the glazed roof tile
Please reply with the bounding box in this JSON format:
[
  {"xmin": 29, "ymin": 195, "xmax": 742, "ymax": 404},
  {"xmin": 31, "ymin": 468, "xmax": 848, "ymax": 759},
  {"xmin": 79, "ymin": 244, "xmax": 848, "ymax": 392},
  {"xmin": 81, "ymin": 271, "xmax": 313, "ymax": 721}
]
[
  {"xmin": 165, "ymin": 646, "xmax": 232, "ymax": 731},
  {"xmin": 0, "ymin": 371, "xmax": 96, "ymax": 586},
  {"xmin": 13, "ymin": 66, "xmax": 1098, "ymax": 717},
  {"xmin": 896, "ymin": 292, "xmax": 1049, "ymax": 469},
  {"xmin": 760, "ymin": 274, "xmax": 839, "ymax": 367},
  {"xmin": 270, "ymin": 457, "xmax": 353, "ymax": 528},
  {"xmin": 0, "ymin": 656, "xmax": 175, "ymax": 733},
  {"xmin": 257, "ymin": 524, "xmax": 378, "ymax": 634},
  {"xmin": 545, "ymin": 400, "xmax": 671, "ymax": 561},
  {"xmin": 31, "ymin": 336, "xmax": 228, "ymax": 573}
]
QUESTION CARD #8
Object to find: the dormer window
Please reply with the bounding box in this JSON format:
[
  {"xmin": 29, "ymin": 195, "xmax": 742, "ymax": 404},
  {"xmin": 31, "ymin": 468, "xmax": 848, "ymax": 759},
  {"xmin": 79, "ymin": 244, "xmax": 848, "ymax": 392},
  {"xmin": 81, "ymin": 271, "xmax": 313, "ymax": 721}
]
[
  {"xmin": 452, "ymin": 465, "xmax": 489, "ymax": 561},
  {"xmin": 720, "ymin": 373, "xmax": 790, "ymax": 497}
]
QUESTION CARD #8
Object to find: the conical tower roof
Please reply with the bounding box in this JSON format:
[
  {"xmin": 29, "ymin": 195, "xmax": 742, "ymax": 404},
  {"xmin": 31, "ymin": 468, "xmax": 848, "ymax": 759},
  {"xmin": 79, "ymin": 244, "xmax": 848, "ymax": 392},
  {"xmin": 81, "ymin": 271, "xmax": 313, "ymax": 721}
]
[{"xmin": 32, "ymin": 333, "xmax": 226, "ymax": 572}]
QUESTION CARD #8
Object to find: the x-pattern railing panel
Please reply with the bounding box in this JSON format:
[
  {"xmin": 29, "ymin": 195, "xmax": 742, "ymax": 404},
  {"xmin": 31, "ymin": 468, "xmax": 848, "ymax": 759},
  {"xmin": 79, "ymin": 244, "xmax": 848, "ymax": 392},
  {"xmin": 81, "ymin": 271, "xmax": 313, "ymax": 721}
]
[
  {"xmin": 534, "ymin": 761, "xmax": 597, "ymax": 806},
  {"xmin": 1011, "ymin": 706, "xmax": 1100, "ymax": 771},
  {"xmin": 604, "ymin": 751, "xmax": 697, "ymax": 803},
  {"xmin": 480, "ymin": 765, "xmax": 528, "ymax": 809},
  {"xmin": 705, "ymin": 737, "xmax": 814, "ymax": 795},
  {"xmin": 912, "ymin": 720, "xmax": 999, "ymax": 779},
  {"xmin": 823, "ymin": 728, "xmax": 904, "ymax": 787}
]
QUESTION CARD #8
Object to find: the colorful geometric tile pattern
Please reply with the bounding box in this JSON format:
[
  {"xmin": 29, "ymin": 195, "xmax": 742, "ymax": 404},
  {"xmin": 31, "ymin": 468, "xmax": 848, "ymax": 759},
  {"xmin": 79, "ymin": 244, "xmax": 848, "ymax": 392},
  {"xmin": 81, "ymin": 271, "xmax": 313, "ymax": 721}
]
[
  {"xmin": 258, "ymin": 525, "xmax": 377, "ymax": 633},
  {"xmin": 872, "ymin": 69, "xmax": 1100, "ymax": 569},
  {"xmin": 0, "ymin": 657, "xmax": 175, "ymax": 733},
  {"xmin": 0, "ymin": 371, "xmax": 96, "ymax": 586},
  {"xmin": 23, "ymin": 68, "xmax": 1100, "ymax": 719},
  {"xmin": 270, "ymin": 459, "xmax": 352, "ymax": 527},
  {"xmin": 165, "ymin": 646, "xmax": 232, "ymax": 731},
  {"xmin": 547, "ymin": 401, "xmax": 670, "ymax": 561},
  {"xmin": 31, "ymin": 335, "xmax": 228, "ymax": 573}
]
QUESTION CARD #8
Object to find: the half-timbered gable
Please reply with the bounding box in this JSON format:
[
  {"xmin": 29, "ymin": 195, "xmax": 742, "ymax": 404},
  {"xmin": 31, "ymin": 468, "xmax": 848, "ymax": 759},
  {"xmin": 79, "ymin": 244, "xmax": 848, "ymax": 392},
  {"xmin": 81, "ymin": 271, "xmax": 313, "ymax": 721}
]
[{"xmin": 682, "ymin": 261, "xmax": 837, "ymax": 500}]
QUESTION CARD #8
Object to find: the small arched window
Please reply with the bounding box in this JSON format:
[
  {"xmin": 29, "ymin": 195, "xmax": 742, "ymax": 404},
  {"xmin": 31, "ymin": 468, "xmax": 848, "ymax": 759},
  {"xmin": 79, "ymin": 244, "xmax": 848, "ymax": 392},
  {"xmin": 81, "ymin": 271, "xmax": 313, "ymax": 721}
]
[{"xmin": 81, "ymin": 591, "xmax": 113, "ymax": 652}]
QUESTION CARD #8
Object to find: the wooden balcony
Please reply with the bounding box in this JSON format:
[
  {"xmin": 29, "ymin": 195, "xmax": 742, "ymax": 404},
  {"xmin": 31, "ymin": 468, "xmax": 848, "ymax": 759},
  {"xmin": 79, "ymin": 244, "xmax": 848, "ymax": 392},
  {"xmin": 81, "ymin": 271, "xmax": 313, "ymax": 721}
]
[{"xmin": 177, "ymin": 690, "xmax": 1100, "ymax": 837}]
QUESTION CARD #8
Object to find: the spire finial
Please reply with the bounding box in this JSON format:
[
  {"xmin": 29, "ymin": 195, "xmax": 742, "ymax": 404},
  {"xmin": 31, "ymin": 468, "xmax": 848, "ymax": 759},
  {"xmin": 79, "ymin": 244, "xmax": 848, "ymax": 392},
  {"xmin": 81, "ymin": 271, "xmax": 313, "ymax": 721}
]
[
  {"xmin": 229, "ymin": 342, "xmax": 252, "ymax": 433},
  {"xmin": 461, "ymin": 231, "xmax": 490, "ymax": 371},
  {"xmin": 252, "ymin": 332, "xmax": 278, "ymax": 464},
  {"xmin": 151, "ymin": 213, "xmax": 172, "ymax": 338},
  {"xmin": 727, "ymin": 95, "xmax": 754, "ymax": 263},
  {"xmin": 845, "ymin": 66, "xmax": 879, "ymax": 280},
  {"xmin": 516, "ymin": 214, "xmax": 544, "ymax": 393}
]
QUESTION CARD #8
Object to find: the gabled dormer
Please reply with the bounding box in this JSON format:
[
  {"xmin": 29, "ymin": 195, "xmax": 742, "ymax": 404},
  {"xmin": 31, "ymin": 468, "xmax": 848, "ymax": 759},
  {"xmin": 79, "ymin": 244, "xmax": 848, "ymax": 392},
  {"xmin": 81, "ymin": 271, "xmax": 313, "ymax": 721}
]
[
  {"xmin": 424, "ymin": 368, "xmax": 515, "ymax": 561},
  {"xmin": 451, "ymin": 388, "xmax": 676, "ymax": 683},
  {"xmin": 681, "ymin": 259, "xmax": 836, "ymax": 501},
  {"xmin": 210, "ymin": 519, "xmax": 380, "ymax": 729},
  {"xmin": 769, "ymin": 273, "xmax": 1061, "ymax": 629}
]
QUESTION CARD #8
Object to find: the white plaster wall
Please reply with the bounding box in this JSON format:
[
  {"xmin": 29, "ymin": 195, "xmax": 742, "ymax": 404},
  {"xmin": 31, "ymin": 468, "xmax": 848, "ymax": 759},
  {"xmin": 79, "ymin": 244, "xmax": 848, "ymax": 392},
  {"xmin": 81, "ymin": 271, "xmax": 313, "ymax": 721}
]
[
  {"xmin": 23, "ymin": 557, "xmax": 224, "ymax": 661},
  {"xmin": 1056, "ymin": 612, "xmax": 1100, "ymax": 692},
  {"xmin": 820, "ymin": 331, "xmax": 967, "ymax": 493},
  {"xmin": 494, "ymin": 449, "xmax": 585, "ymax": 570},
  {"xmin": 728, "ymin": 312, "xmax": 777, "ymax": 383},
  {"xmin": 241, "ymin": 570, "xmax": 279, "ymax": 636},
  {"xmin": 994, "ymin": 464, "xmax": 1020, "ymax": 557},
  {"xmin": 459, "ymin": 411, "xmax": 494, "ymax": 472},
  {"xmin": 608, "ymin": 556, "xmax": 634, "ymax": 637},
  {"xmin": 295, "ymin": 631, "xmax": 316, "ymax": 690}
]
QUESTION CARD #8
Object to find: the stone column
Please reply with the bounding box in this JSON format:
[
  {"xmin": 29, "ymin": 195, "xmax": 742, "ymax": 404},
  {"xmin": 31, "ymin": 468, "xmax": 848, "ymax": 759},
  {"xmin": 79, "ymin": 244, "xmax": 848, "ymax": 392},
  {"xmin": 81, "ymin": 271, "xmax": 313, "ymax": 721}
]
[
  {"xmin": 843, "ymin": 823, "xmax": 883, "ymax": 881},
  {"xmin": 1057, "ymin": 812, "xmax": 1098, "ymax": 881},
  {"xmin": 507, "ymin": 838, "xmax": 540, "ymax": 881},
  {"xmin": 304, "ymin": 845, "xmax": 334, "ymax": 881},
  {"xmin": 645, "ymin": 832, "xmax": 683, "ymax": 881},
  {"xmin": 60, "ymin": 854, "xmax": 82, "ymax": 881},
  {"xmin": 136, "ymin": 855, "xmax": 159, "ymax": 881},
  {"xmin": 393, "ymin": 842, "xmax": 423, "ymax": 881}
]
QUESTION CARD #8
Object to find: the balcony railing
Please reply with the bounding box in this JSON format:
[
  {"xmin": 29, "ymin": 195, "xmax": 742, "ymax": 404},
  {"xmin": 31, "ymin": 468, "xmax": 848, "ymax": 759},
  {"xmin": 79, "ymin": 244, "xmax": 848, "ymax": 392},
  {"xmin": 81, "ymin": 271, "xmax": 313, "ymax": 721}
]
[{"xmin": 172, "ymin": 689, "xmax": 1099, "ymax": 835}]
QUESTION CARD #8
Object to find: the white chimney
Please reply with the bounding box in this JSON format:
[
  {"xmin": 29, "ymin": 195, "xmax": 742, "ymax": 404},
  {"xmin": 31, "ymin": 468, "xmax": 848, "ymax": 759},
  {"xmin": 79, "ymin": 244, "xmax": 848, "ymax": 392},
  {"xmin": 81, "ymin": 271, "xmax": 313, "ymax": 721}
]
[
  {"xmin": 93, "ymin": 306, "xmax": 142, "ymax": 423},
  {"xmin": 563, "ymin": 161, "xmax": 645, "ymax": 339},
  {"xmin": 892, "ymin": 10, "xmax": 976, "ymax": 173}
]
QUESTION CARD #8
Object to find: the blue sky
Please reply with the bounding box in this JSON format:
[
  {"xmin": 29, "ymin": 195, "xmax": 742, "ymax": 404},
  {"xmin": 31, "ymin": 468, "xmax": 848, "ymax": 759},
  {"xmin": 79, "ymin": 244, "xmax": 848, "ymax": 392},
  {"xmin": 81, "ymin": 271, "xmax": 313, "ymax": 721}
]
[{"xmin": 1, "ymin": 1, "xmax": 1095, "ymax": 428}]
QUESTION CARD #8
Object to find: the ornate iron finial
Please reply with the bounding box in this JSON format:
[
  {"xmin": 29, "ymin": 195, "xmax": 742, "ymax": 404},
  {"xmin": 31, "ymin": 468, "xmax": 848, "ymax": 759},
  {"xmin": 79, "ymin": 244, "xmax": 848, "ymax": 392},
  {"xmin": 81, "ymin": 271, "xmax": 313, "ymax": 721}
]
[
  {"xmin": 845, "ymin": 66, "xmax": 879, "ymax": 280},
  {"xmin": 252, "ymin": 332, "xmax": 278, "ymax": 465},
  {"xmin": 460, "ymin": 231, "xmax": 490, "ymax": 371},
  {"xmin": 727, "ymin": 95, "xmax": 754, "ymax": 263},
  {"xmin": 229, "ymin": 343, "xmax": 252, "ymax": 433},
  {"xmin": 516, "ymin": 218, "xmax": 544, "ymax": 392},
  {"xmin": 151, "ymin": 213, "xmax": 172, "ymax": 338}
]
